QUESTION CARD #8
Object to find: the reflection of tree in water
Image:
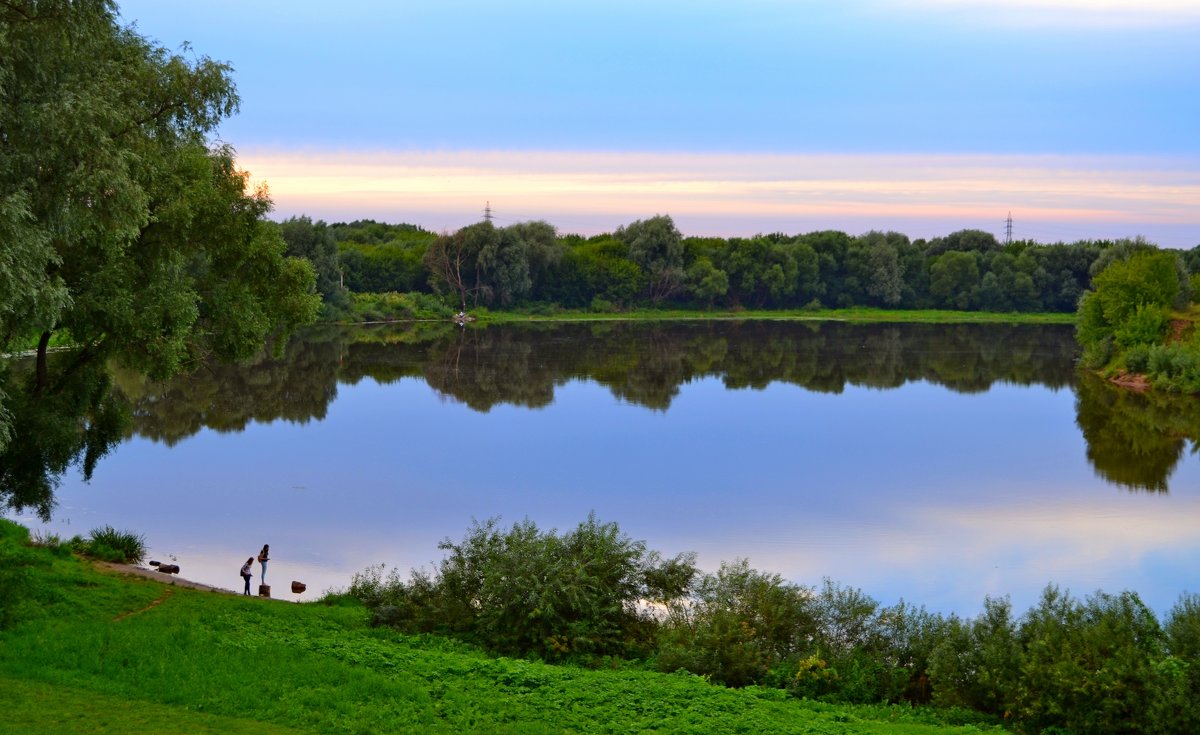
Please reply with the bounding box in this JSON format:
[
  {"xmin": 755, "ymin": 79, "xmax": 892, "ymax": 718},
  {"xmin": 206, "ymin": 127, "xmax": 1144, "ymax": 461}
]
[
  {"xmin": 0, "ymin": 358, "xmax": 128, "ymax": 519},
  {"xmin": 115, "ymin": 328, "xmax": 347, "ymax": 445},
  {"xmin": 118, "ymin": 321, "xmax": 1083, "ymax": 434},
  {"xmin": 14, "ymin": 319, "xmax": 1196, "ymax": 511},
  {"xmin": 421, "ymin": 327, "xmax": 560, "ymax": 411},
  {"xmin": 409, "ymin": 321, "xmax": 1079, "ymax": 408},
  {"xmin": 1074, "ymin": 372, "xmax": 1200, "ymax": 492}
]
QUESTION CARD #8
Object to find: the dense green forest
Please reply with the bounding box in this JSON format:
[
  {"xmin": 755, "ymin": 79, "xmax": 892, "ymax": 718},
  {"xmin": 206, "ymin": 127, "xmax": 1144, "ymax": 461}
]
[{"xmin": 278, "ymin": 215, "xmax": 1200, "ymax": 320}]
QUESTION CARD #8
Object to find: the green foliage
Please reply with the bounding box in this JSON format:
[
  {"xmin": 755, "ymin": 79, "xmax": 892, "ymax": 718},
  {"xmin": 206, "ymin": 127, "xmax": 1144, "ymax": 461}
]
[
  {"xmin": 5, "ymin": 517, "xmax": 1199, "ymax": 733},
  {"xmin": 346, "ymin": 291, "xmax": 453, "ymax": 322},
  {"xmin": 1151, "ymin": 594, "xmax": 1200, "ymax": 733},
  {"xmin": 1076, "ymin": 249, "xmax": 1198, "ymax": 392},
  {"xmin": 0, "ymin": 0, "xmax": 319, "ymax": 513},
  {"xmin": 81, "ymin": 525, "xmax": 147, "ymax": 564},
  {"xmin": 279, "ymin": 216, "xmax": 348, "ymax": 312},
  {"xmin": 929, "ymin": 597, "xmax": 1019, "ymax": 716},
  {"xmin": 424, "ymin": 220, "xmax": 564, "ymax": 309},
  {"xmin": 353, "ymin": 515, "xmax": 697, "ymax": 661},
  {"xmin": 0, "ymin": 534, "xmax": 1002, "ymax": 734},
  {"xmin": 1113, "ymin": 303, "xmax": 1170, "ymax": 349},
  {"xmin": 1145, "ymin": 342, "xmax": 1200, "ymax": 393},
  {"xmin": 657, "ymin": 559, "xmax": 816, "ymax": 687},
  {"xmin": 1013, "ymin": 587, "xmax": 1166, "ymax": 735},
  {"xmin": 616, "ymin": 215, "xmax": 684, "ymax": 303},
  {"xmin": 929, "ymin": 252, "xmax": 981, "ymax": 310},
  {"xmin": 320, "ymin": 212, "xmax": 1132, "ymax": 326}
]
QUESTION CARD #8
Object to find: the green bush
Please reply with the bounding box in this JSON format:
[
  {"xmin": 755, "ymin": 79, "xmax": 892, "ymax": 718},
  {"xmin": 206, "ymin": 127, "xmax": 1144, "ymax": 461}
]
[
  {"xmin": 928, "ymin": 597, "xmax": 1019, "ymax": 717},
  {"xmin": 1012, "ymin": 587, "xmax": 1165, "ymax": 735},
  {"xmin": 1145, "ymin": 343, "xmax": 1200, "ymax": 393},
  {"xmin": 83, "ymin": 526, "xmax": 146, "ymax": 564},
  {"xmin": 1076, "ymin": 250, "xmax": 1187, "ymax": 373},
  {"xmin": 1123, "ymin": 343, "xmax": 1153, "ymax": 374},
  {"xmin": 348, "ymin": 291, "xmax": 453, "ymax": 322},
  {"xmin": 354, "ymin": 514, "xmax": 696, "ymax": 661},
  {"xmin": 656, "ymin": 559, "xmax": 816, "ymax": 687},
  {"xmin": 1113, "ymin": 303, "xmax": 1169, "ymax": 349},
  {"xmin": 589, "ymin": 296, "xmax": 614, "ymax": 313}
]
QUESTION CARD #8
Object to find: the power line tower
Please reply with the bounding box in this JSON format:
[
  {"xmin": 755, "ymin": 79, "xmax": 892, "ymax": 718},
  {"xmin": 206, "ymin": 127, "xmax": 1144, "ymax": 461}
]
[
  {"xmin": 483, "ymin": 201, "xmax": 493, "ymax": 222},
  {"xmin": 1004, "ymin": 211, "xmax": 1013, "ymax": 246}
]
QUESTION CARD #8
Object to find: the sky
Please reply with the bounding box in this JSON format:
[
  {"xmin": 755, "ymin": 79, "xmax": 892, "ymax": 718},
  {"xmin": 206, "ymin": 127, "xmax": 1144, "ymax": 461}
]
[{"xmin": 117, "ymin": 0, "xmax": 1200, "ymax": 246}]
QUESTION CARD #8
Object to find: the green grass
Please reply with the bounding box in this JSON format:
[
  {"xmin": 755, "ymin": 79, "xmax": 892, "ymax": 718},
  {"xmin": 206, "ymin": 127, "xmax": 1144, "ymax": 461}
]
[
  {"xmin": 461, "ymin": 306, "xmax": 1076, "ymax": 326},
  {"xmin": 0, "ymin": 524, "xmax": 1000, "ymax": 734}
]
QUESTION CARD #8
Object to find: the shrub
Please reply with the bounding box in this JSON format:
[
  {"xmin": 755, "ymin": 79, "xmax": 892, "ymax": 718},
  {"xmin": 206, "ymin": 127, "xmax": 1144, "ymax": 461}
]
[
  {"xmin": 1149, "ymin": 593, "xmax": 1200, "ymax": 733},
  {"xmin": 354, "ymin": 514, "xmax": 696, "ymax": 661},
  {"xmin": 656, "ymin": 559, "xmax": 816, "ymax": 687},
  {"xmin": 1123, "ymin": 343, "xmax": 1152, "ymax": 374},
  {"xmin": 1145, "ymin": 343, "xmax": 1200, "ymax": 393},
  {"xmin": 928, "ymin": 596, "xmax": 1019, "ymax": 717},
  {"xmin": 1113, "ymin": 303, "xmax": 1169, "ymax": 349},
  {"xmin": 83, "ymin": 526, "xmax": 146, "ymax": 564},
  {"xmin": 1012, "ymin": 587, "xmax": 1165, "ymax": 735},
  {"xmin": 348, "ymin": 291, "xmax": 453, "ymax": 322},
  {"xmin": 589, "ymin": 297, "xmax": 614, "ymax": 313}
]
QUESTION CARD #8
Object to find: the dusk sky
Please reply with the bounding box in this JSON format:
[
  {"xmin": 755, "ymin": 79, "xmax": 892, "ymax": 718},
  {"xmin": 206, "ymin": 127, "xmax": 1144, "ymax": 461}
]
[{"xmin": 118, "ymin": 1, "xmax": 1199, "ymax": 246}]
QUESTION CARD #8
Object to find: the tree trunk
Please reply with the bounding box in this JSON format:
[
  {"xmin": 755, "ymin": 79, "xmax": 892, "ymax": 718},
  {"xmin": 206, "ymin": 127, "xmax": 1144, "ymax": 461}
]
[{"xmin": 34, "ymin": 330, "xmax": 51, "ymax": 394}]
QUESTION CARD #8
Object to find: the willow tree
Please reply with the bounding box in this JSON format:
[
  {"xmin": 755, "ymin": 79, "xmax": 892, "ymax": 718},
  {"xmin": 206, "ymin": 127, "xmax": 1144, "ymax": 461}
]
[{"xmin": 0, "ymin": 0, "xmax": 319, "ymax": 515}]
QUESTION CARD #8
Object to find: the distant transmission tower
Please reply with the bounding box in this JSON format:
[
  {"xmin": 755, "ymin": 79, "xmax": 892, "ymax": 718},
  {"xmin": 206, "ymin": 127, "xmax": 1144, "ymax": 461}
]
[
  {"xmin": 483, "ymin": 201, "xmax": 493, "ymax": 222},
  {"xmin": 1004, "ymin": 211, "xmax": 1013, "ymax": 246}
]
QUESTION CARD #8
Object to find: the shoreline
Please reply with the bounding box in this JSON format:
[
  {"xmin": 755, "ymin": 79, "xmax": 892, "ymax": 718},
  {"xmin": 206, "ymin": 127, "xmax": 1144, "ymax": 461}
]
[{"xmin": 94, "ymin": 561, "xmax": 289, "ymax": 599}]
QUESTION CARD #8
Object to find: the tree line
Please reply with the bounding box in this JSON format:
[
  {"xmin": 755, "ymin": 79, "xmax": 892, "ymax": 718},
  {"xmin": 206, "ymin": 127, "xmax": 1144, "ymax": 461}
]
[{"xmin": 279, "ymin": 215, "xmax": 1200, "ymax": 318}]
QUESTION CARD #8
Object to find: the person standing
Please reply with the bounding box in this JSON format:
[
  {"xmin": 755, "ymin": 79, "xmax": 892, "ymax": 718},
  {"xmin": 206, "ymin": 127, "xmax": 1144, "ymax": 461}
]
[
  {"xmin": 240, "ymin": 557, "xmax": 253, "ymax": 595},
  {"xmin": 258, "ymin": 544, "xmax": 270, "ymax": 583}
]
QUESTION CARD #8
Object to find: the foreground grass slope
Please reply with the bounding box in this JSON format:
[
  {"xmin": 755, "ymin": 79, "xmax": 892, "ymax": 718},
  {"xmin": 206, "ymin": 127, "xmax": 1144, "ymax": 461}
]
[{"xmin": 0, "ymin": 528, "xmax": 994, "ymax": 734}]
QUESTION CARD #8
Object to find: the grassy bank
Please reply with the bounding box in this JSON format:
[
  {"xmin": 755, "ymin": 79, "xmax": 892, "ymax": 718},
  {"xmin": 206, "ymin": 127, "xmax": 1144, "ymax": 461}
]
[
  {"xmin": 0, "ymin": 522, "xmax": 995, "ymax": 734},
  {"xmin": 328, "ymin": 297, "xmax": 1077, "ymax": 326}
]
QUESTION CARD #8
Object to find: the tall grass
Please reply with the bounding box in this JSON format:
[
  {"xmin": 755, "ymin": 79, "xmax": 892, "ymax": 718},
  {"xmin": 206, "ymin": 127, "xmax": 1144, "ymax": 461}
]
[{"xmin": 80, "ymin": 525, "xmax": 146, "ymax": 564}]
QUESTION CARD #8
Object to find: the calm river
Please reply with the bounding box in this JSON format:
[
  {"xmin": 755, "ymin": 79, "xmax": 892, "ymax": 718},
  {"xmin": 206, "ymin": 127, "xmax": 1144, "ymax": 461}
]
[{"xmin": 10, "ymin": 321, "xmax": 1200, "ymax": 615}]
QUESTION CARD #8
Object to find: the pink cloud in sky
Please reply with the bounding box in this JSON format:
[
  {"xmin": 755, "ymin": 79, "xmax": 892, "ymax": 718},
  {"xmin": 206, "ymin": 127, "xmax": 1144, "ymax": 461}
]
[{"xmin": 240, "ymin": 149, "xmax": 1200, "ymax": 247}]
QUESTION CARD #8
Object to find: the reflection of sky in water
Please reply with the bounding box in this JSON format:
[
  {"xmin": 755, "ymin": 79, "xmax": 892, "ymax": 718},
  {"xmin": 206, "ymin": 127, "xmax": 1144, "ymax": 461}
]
[{"xmin": 11, "ymin": 375, "xmax": 1199, "ymax": 616}]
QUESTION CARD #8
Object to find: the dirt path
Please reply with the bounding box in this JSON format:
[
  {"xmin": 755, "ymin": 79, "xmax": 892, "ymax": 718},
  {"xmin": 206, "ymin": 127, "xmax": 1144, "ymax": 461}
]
[
  {"xmin": 95, "ymin": 561, "xmax": 237, "ymax": 595},
  {"xmin": 112, "ymin": 588, "xmax": 175, "ymax": 621}
]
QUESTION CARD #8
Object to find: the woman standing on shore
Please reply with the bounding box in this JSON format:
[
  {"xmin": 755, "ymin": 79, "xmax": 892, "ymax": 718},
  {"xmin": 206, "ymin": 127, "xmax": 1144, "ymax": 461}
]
[
  {"xmin": 240, "ymin": 557, "xmax": 253, "ymax": 595},
  {"xmin": 258, "ymin": 544, "xmax": 270, "ymax": 583}
]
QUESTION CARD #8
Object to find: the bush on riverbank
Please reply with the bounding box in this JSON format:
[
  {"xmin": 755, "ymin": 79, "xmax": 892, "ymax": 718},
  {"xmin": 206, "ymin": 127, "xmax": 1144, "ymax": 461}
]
[
  {"xmin": 0, "ymin": 517, "xmax": 994, "ymax": 734},
  {"xmin": 1077, "ymin": 249, "xmax": 1200, "ymax": 394},
  {"xmin": 351, "ymin": 514, "xmax": 697, "ymax": 661},
  {"xmin": 352, "ymin": 516, "xmax": 1200, "ymax": 733},
  {"xmin": 342, "ymin": 291, "xmax": 454, "ymax": 322}
]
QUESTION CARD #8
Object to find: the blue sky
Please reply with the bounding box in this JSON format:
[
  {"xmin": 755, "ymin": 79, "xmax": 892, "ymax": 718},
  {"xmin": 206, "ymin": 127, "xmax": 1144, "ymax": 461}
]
[{"xmin": 118, "ymin": 0, "xmax": 1200, "ymax": 245}]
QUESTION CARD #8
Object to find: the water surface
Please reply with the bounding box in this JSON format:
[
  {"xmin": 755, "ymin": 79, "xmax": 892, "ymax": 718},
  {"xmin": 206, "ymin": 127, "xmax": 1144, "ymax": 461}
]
[{"xmin": 12, "ymin": 321, "xmax": 1199, "ymax": 614}]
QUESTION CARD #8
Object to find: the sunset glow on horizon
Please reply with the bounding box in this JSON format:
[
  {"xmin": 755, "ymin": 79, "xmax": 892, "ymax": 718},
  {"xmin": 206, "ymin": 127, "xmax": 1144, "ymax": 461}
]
[
  {"xmin": 115, "ymin": 0, "xmax": 1199, "ymax": 247},
  {"xmin": 241, "ymin": 149, "xmax": 1200, "ymax": 246}
]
